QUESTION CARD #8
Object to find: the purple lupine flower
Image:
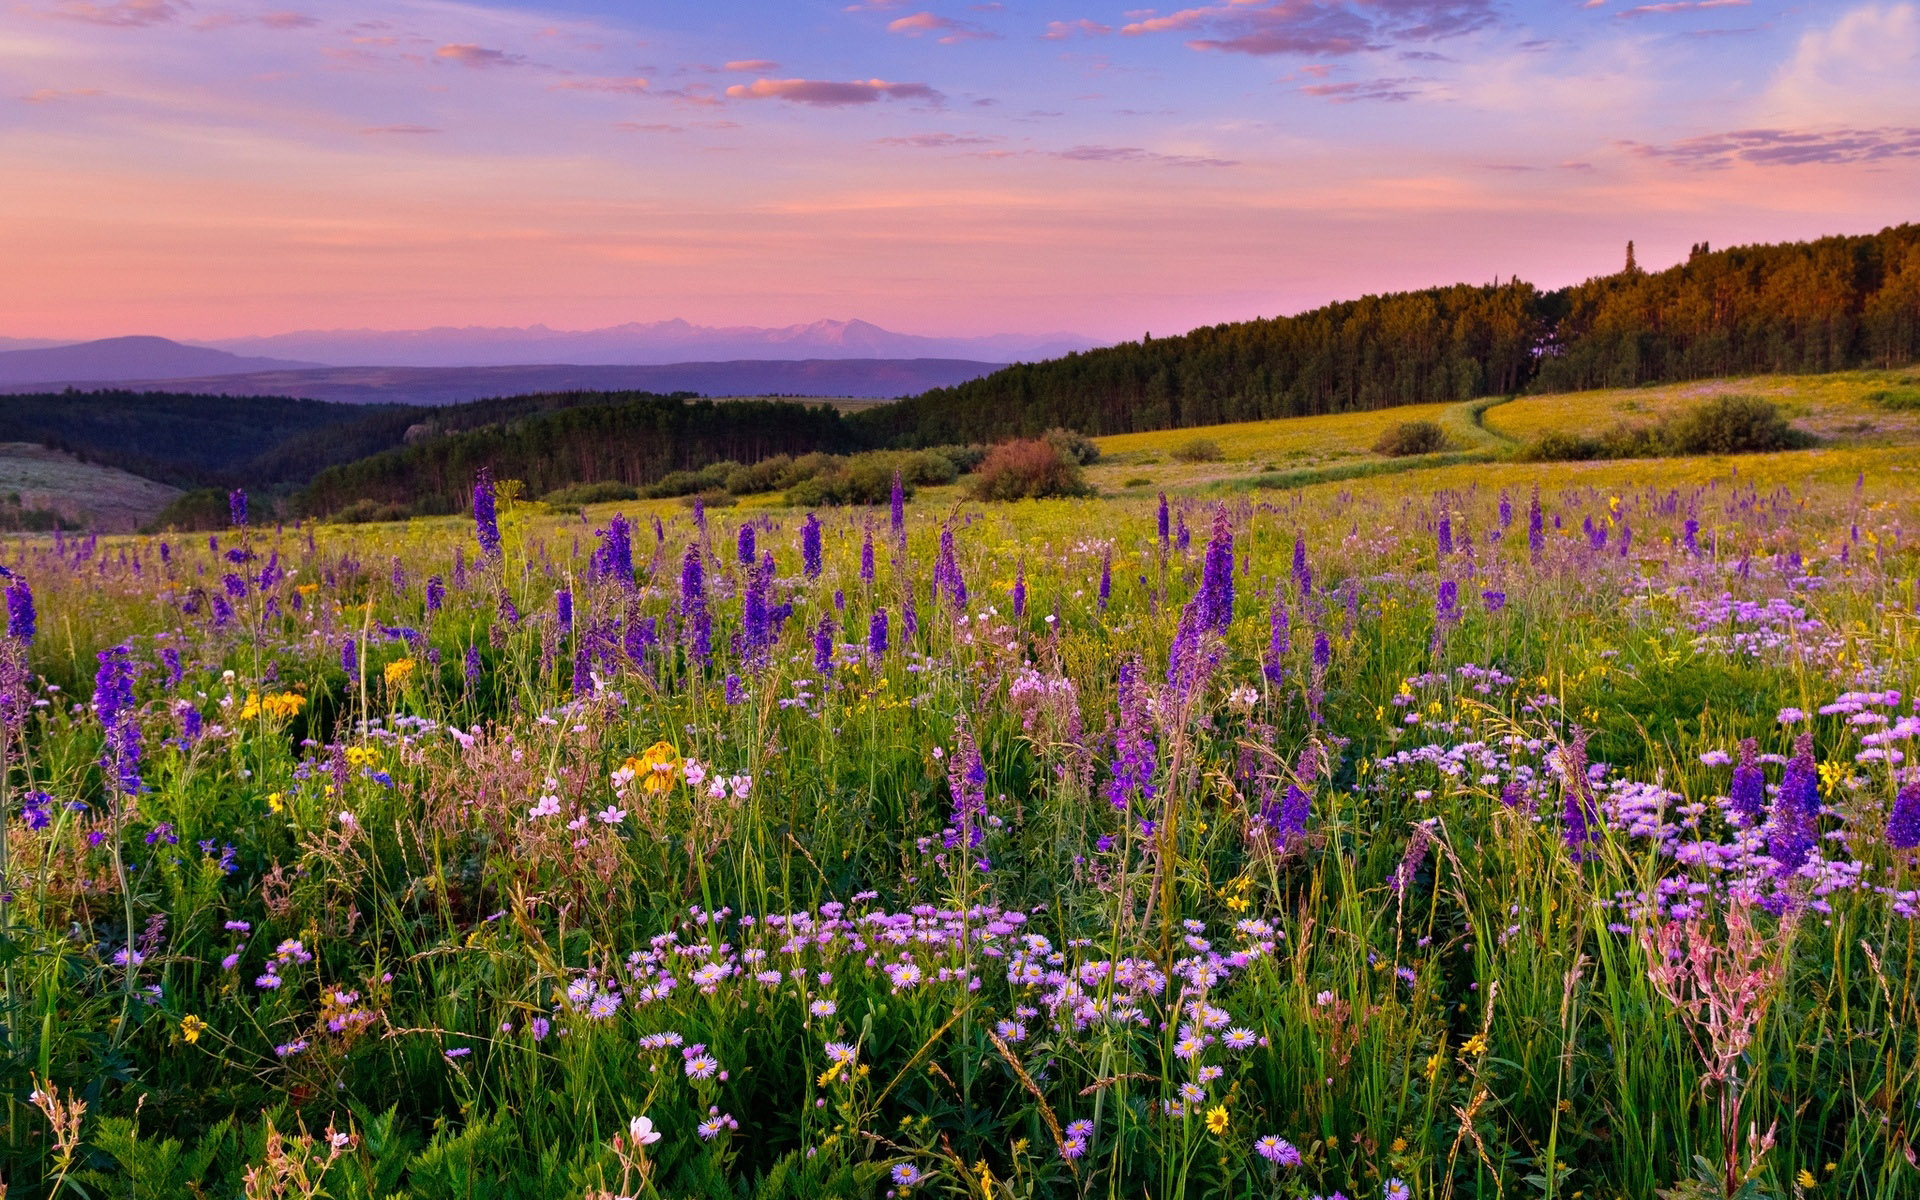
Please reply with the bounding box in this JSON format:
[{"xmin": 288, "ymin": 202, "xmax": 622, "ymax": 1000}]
[
  {"xmin": 1156, "ymin": 493, "xmax": 1170, "ymax": 550},
  {"xmin": 160, "ymin": 646, "xmax": 182, "ymax": 687},
  {"xmin": 692, "ymin": 494, "xmax": 706, "ymax": 533},
  {"xmin": 464, "ymin": 644, "xmax": 482, "ymax": 687},
  {"xmin": 1198, "ymin": 508, "xmax": 1235, "ymax": 634},
  {"xmin": 1768, "ymin": 733, "xmax": 1819, "ymax": 874},
  {"xmin": 1175, "ymin": 512, "xmax": 1190, "ymax": 552},
  {"xmin": 624, "ymin": 613, "xmax": 657, "ymax": 669},
  {"xmin": 341, "ymin": 638, "xmax": 357, "ymax": 676},
  {"xmin": 555, "ymin": 589, "xmax": 573, "ymax": 633},
  {"xmin": 472, "ymin": 468, "xmax": 501, "ymax": 559},
  {"xmin": 833, "ymin": 588, "xmax": 845, "ymax": 610},
  {"xmin": 452, "ymin": 545, "xmax": 467, "ymax": 590},
  {"xmin": 889, "ymin": 471, "xmax": 905, "ymax": 537},
  {"xmin": 210, "ymin": 595, "xmax": 233, "ymax": 628},
  {"xmin": 1480, "ymin": 589, "xmax": 1506, "ymax": 613},
  {"xmin": 935, "ymin": 526, "xmax": 967, "ymax": 610},
  {"xmin": 1098, "ymin": 549, "xmax": 1112, "ymax": 611},
  {"xmin": 1729, "ymin": 738, "xmax": 1765, "ymax": 826},
  {"xmin": 5, "ymin": 578, "xmax": 33, "ymax": 643},
  {"xmin": 902, "ymin": 592, "xmax": 918, "ymax": 641},
  {"xmin": 679, "ymin": 544, "xmax": 705, "ymax": 613},
  {"xmin": 1498, "ymin": 491, "xmax": 1513, "ymax": 529},
  {"xmin": 228, "ymin": 488, "xmax": 247, "ymax": 527},
  {"xmin": 425, "ymin": 575, "xmax": 445, "ymax": 614},
  {"xmin": 1291, "ymin": 535, "xmax": 1311, "ymax": 600},
  {"xmin": 1618, "ymin": 521, "xmax": 1632, "ymax": 557},
  {"xmin": 94, "ymin": 643, "xmax": 142, "ymax": 798},
  {"xmin": 1527, "ymin": 487, "xmax": 1544, "ymax": 561},
  {"xmin": 737, "ymin": 524, "xmax": 756, "ymax": 567},
  {"xmin": 945, "ymin": 722, "xmax": 988, "ymax": 850},
  {"xmin": 592, "ymin": 515, "xmax": 634, "ymax": 587},
  {"xmin": 724, "ymin": 673, "xmax": 743, "ymax": 705},
  {"xmin": 1311, "ymin": 629, "xmax": 1330, "ymax": 672},
  {"xmin": 868, "ymin": 606, "xmax": 889, "ymax": 656},
  {"xmin": 812, "ymin": 616, "xmax": 834, "ymax": 674},
  {"xmin": 1558, "ymin": 730, "xmax": 1594, "ymax": 860},
  {"xmin": 1683, "ymin": 517, "xmax": 1700, "ymax": 557},
  {"xmin": 801, "ymin": 513, "xmax": 823, "ymax": 579},
  {"xmin": 860, "ymin": 528, "xmax": 875, "ymax": 584},
  {"xmin": 1437, "ymin": 512, "xmax": 1452, "ymax": 557},
  {"xmin": 497, "ymin": 591, "xmax": 521, "ymax": 625},
  {"xmin": 1106, "ymin": 657, "xmax": 1157, "ymax": 811},
  {"xmin": 222, "ymin": 572, "xmax": 246, "ymax": 600},
  {"xmin": 1888, "ymin": 781, "xmax": 1920, "ymax": 851},
  {"xmin": 741, "ymin": 553, "xmax": 773, "ymax": 662},
  {"xmin": 1012, "ymin": 560, "xmax": 1026, "ymax": 618},
  {"xmin": 1435, "ymin": 579, "xmax": 1458, "ymax": 623},
  {"xmin": 1263, "ymin": 591, "xmax": 1289, "ymax": 686}
]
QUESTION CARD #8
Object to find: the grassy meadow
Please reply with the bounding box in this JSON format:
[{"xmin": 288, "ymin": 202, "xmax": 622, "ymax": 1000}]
[{"xmin": 1, "ymin": 377, "xmax": 1919, "ymax": 1199}]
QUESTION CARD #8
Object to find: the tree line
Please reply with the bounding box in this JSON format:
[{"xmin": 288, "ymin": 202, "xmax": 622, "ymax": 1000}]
[{"xmin": 847, "ymin": 223, "xmax": 1920, "ymax": 445}]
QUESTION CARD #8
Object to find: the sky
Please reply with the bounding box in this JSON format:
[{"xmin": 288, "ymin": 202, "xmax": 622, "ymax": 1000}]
[{"xmin": 1, "ymin": 0, "xmax": 1917, "ymax": 342}]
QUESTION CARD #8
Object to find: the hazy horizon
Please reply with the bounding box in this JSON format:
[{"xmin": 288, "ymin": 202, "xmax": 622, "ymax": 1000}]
[{"xmin": 3, "ymin": 1, "xmax": 1916, "ymax": 343}]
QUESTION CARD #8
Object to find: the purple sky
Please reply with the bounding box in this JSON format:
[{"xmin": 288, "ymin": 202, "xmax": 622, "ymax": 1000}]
[{"xmin": 2, "ymin": 0, "xmax": 1916, "ymax": 341}]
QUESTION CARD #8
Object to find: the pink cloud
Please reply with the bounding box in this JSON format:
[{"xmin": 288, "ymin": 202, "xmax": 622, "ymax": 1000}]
[
  {"xmin": 434, "ymin": 43, "xmax": 522, "ymax": 68},
  {"xmin": 877, "ymin": 131, "xmax": 1001, "ymax": 146},
  {"xmin": 1042, "ymin": 18, "xmax": 1112, "ymax": 39},
  {"xmin": 1050, "ymin": 144, "xmax": 1237, "ymax": 167},
  {"xmin": 725, "ymin": 78, "xmax": 942, "ymax": 106},
  {"xmin": 22, "ymin": 87, "xmax": 105, "ymax": 103},
  {"xmin": 1630, "ymin": 127, "xmax": 1920, "ymax": 168},
  {"xmin": 1618, "ymin": 0, "xmax": 1748, "ymax": 16},
  {"xmin": 1123, "ymin": 1, "xmax": 1496, "ymax": 56},
  {"xmin": 45, "ymin": 0, "xmax": 179, "ymax": 26},
  {"xmin": 551, "ymin": 76, "xmax": 651, "ymax": 95},
  {"xmin": 724, "ymin": 59, "xmax": 780, "ymax": 71},
  {"xmin": 1300, "ymin": 76, "xmax": 1422, "ymax": 102},
  {"xmin": 887, "ymin": 11, "xmax": 997, "ymax": 42},
  {"xmin": 361, "ymin": 124, "xmax": 440, "ymax": 135}
]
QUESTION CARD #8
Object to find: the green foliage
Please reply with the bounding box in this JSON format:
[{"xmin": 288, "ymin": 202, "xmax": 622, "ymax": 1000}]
[
  {"xmin": 1042, "ymin": 426, "xmax": 1101, "ymax": 465},
  {"xmin": 300, "ymin": 396, "xmax": 852, "ymax": 518},
  {"xmin": 846, "ymin": 224, "xmax": 1920, "ymax": 447},
  {"xmin": 966, "ymin": 437, "xmax": 1091, "ymax": 500},
  {"xmin": 1170, "ymin": 437, "xmax": 1223, "ymax": 463},
  {"xmin": 1863, "ymin": 382, "xmax": 1920, "ymax": 410},
  {"xmin": 1520, "ymin": 396, "xmax": 1810, "ymax": 462},
  {"xmin": 1371, "ymin": 419, "xmax": 1452, "ymax": 457},
  {"xmin": 543, "ymin": 480, "xmax": 641, "ymax": 508},
  {"xmin": 147, "ymin": 487, "xmax": 238, "ymax": 532}
]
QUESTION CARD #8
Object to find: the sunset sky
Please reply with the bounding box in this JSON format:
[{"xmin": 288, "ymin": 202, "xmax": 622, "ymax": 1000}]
[{"xmin": 2, "ymin": 0, "xmax": 1917, "ymax": 342}]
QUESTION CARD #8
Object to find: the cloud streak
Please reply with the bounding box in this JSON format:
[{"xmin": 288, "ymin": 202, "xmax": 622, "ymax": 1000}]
[
  {"xmin": 1121, "ymin": 0, "xmax": 1497, "ymax": 56},
  {"xmin": 724, "ymin": 77, "xmax": 941, "ymax": 106},
  {"xmin": 1630, "ymin": 126, "xmax": 1920, "ymax": 168}
]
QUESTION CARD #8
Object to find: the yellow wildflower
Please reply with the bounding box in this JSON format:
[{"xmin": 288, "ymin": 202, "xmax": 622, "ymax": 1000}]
[
  {"xmin": 180, "ymin": 1014, "xmax": 206, "ymax": 1045},
  {"xmin": 1205, "ymin": 1105, "xmax": 1230, "ymax": 1135},
  {"xmin": 1797, "ymin": 1169, "xmax": 1817, "ymax": 1189},
  {"xmin": 345, "ymin": 746, "xmax": 380, "ymax": 768},
  {"xmin": 623, "ymin": 741, "xmax": 681, "ymax": 796},
  {"xmin": 383, "ymin": 658, "xmax": 417, "ymax": 689}
]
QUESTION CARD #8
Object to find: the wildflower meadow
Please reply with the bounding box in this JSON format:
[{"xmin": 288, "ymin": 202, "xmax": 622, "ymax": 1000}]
[{"xmin": 3, "ymin": 451, "xmax": 1919, "ymax": 1199}]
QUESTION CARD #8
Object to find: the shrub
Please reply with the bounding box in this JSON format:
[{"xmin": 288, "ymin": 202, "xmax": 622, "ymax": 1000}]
[
  {"xmin": 928, "ymin": 444, "xmax": 988, "ymax": 474},
  {"xmin": 967, "ymin": 438, "xmax": 1090, "ymax": 501},
  {"xmin": 148, "ymin": 488, "xmax": 234, "ymax": 532},
  {"xmin": 645, "ymin": 462, "xmax": 738, "ymax": 499},
  {"xmin": 1171, "ymin": 438, "xmax": 1223, "ymax": 463},
  {"xmin": 1372, "ymin": 420, "xmax": 1450, "ymax": 457},
  {"xmin": 1122, "ymin": 476, "xmax": 1154, "ymax": 488},
  {"xmin": 543, "ymin": 480, "xmax": 639, "ymax": 508},
  {"xmin": 1662, "ymin": 395, "xmax": 1808, "ymax": 455},
  {"xmin": 1043, "ymin": 427, "xmax": 1102, "ymax": 466},
  {"xmin": 679, "ymin": 488, "xmax": 736, "ymax": 510},
  {"xmin": 724, "ymin": 456, "xmax": 795, "ymax": 496},
  {"xmin": 328, "ymin": 498, "xmax": 412, "ymax": 525}
]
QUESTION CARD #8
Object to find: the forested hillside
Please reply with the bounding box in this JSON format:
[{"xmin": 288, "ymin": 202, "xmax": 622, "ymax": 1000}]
[
  {"xmin": 297, "ymin": 395, "xmax": 854, "ymax": 517},
  {"xmin": 849, "ymin": 224, "xmax": 1920, "ymax": 445}
]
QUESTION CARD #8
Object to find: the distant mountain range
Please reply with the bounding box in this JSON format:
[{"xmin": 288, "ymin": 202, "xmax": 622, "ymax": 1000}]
[
  {"xmin": 0, "ymin": 336, "xmax": 321, "ymax": 386},
  {"xmin": 0, "ymin": 355, "xmax": 1010, "ymax": 405},
  {"xmin": 199, "ymin": 319, "xmax": 1096, "ymax": 368}
]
